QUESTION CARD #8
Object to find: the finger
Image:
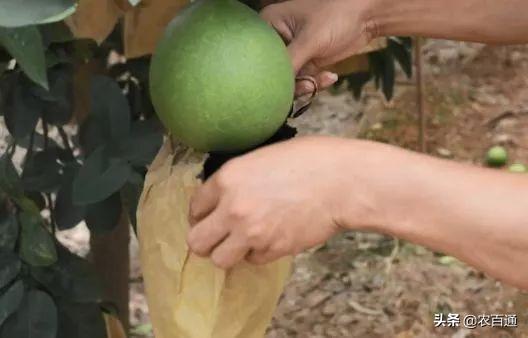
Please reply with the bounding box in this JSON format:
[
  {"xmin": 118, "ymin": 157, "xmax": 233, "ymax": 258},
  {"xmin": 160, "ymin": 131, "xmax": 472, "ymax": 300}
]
[
  {"xmin": 245, "ymin": 247, "xmax": 285, "ymax": 265},
  {"xmin": 287, "ymin": 32, "xmax": 318, "ymax": 73},
  {"xmin": 295, "ymin": 71, "xmax": 338, "ymax": 97},
  {"xmin": 189, "ymin": 178, "xmax": 221, "ymax": 224},
  {"xmin": 187, "ymin": 209, "xmax": 230, "ymax": 257},
  {"xmin": 210, "ymin": 232, "xmax": 251, "ymax": 269}
]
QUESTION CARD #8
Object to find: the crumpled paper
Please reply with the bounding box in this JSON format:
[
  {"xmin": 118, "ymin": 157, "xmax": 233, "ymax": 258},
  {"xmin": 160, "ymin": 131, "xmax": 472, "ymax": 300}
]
[{"xmin": 137, "ymin": 140, "xmax": 293, "ymax": 338}]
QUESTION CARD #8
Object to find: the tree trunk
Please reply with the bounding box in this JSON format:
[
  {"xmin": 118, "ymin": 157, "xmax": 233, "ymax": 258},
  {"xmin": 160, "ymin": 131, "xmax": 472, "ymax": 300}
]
[{"xmin": 90, "ymin": 212, "xmax": 130, "ymax": 333}]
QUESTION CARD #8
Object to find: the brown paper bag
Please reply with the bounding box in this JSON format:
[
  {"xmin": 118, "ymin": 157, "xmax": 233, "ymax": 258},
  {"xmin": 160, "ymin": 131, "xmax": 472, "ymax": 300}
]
[{"xmin": 137, "ymin": 140, "xmax": 292, "ymax": 338}]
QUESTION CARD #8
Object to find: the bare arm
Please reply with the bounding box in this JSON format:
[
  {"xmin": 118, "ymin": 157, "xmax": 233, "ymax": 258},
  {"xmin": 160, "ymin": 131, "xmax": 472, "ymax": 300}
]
[
  {"xmin": 369, "ymin": 0, "xmax": 528, "ymax": 45},
  {"xmin": 336, "ymin": 140, "xmax": 528, "ymax": 289},
  {"xmin": 261, "ymin": 0, "xmax": 528, "ymax": 95},
  {"xmin": 188, "ymin": 137, "xmax": 528, "ymax": 290}
]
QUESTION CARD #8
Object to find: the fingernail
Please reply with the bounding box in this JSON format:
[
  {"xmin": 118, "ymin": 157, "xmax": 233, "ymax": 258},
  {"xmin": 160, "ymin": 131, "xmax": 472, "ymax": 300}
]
[{"xmin": 328, "ymin": 72, "xmax": 339, "ymax": 82}]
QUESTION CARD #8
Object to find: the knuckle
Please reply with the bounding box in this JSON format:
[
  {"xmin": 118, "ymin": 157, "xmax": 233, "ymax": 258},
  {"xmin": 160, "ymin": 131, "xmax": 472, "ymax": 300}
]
[
  {"xmin": 211, "ymin": 253, "xmax": 231, "ymax": 270},
  {"xmin": 214, "ymin": 161, "xmax": 238, "ymax": 189},
  {"xmin": 247, "ymin": 254, "xmax": 268, "ymax": 266},
  {"xmin": 270, "ymin": 241, "xmax": 290, "ymax": 256},
  {"xmin": 245, "ymin": 226, "xmax": 266, "ymax": 245},
  {"xmin": 225, "ymin": 201, "xmax": 251, "ymax": 222},
  {"xmin": 187, "ymin": 237, "xmax": 205, "ymax": 256}
]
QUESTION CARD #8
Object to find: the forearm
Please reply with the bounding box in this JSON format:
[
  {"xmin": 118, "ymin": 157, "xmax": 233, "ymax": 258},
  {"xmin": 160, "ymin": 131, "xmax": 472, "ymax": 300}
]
[
  {"xmin": 336, "ymin": 140, "xmax": 528, "ymax": 289},
  {"xmin": 365, "ymin": 0, "xmax": 528, "ymax": 44}
]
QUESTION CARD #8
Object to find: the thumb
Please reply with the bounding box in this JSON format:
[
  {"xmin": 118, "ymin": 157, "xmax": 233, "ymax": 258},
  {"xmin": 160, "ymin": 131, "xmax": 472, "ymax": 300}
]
[{"xmin": 287, "ymin": 31, "xmax": 318, "ymax": 74}]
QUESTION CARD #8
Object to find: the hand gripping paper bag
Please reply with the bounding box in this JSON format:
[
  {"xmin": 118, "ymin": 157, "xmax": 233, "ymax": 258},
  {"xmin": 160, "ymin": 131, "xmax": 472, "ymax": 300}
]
[{"xmin": 137, "ymin": 140, "xmax": 293, "ymax": 338}]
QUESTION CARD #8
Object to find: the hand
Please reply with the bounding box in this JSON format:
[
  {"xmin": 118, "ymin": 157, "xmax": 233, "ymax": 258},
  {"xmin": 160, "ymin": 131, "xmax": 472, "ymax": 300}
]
[
  {"xmin": 260, "ymin": 0, "xmax": 376, "ymax": 96},
  {"xmin": 186, "ymin": 136, "xmax": 375, "ymax": 269}
]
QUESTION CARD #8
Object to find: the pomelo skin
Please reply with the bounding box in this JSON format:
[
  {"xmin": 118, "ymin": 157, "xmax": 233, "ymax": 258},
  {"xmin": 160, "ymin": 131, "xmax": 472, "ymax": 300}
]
[{"xmin": 150, "ymin": 0, "xmax": 295, "ymax": 152}]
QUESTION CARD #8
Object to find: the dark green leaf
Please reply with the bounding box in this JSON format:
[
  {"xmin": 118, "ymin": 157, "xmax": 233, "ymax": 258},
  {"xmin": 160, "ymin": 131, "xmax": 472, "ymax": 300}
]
[
  {"xmin": 0, "ymin": 212, "xmax": 18, "ymax": 251},
  {"xmin": 41, "ymin": 65, "xmax": 74, "ymax": 125},
  {"xmin": 72, "ymin": 146, "xmax": 132, "ymax": 205},
  {"xmin": 85, "ymin": 193, "xmax": 122, "ymax": 234},
  {"xmin": 395, "ymin": 36, "xmax": 412, "ymax": 49},
  {"xmin": 90, "ymin": 75, "xmax": 131, "ymax": 142},
  {"xmin": 24, "ymin": 191, "xmax": 46, "ymax": 211},
  {"xmin": 78, "ymin": 116, "xmax": 106, "ymax": 156},
  {"xmin": 16, "ymin": 132, "xmax": 61, "ymax": 151},
  {"xmin": 0, "ymin": 252, "xmax": 20, "ymax": 289},
  {"xmin": 40, "ymin": 22, "xmax": 74, "ymax": 46},
  {"xmin": 368, "ymin": 51, "xmax": 383, "ymax": 90},
  {"xmin": 0, "ymin": 153, "xmax": 23, "ymax": 198},
  {"xmin": 345, "ymin": 72, "xmax": 372, "ymax": 100},
  {"xmin": 19, "ymin": 210, "xmax": 57, "ymax": 267},
  {"xmin": 118, "ymin": 119, "xmax": 163, "ymax": 166},
  {"xmin": 0, "ymin": 0, "xmax": 76, "ymax": 28},
  {"xmin": 388, "ymin": 38, "xmax": 412, "ymax": 78},
  {"xmin": 0, "ymin": 26, "xmax": 48, "ymax": 89},
  {"xmin": 22, "ymin": 149, "xmax": 63, "ymax": 193},
  {"xmin": 3, "ymin": 74, "xmax": 42, "ymax": 140},
  {"xmin": 56, "ymin": 302, "xmax": 107, "ymax": 338},
  {"xmin": 381, "ymin": 50, "xmax": 395, "ymax": 100},
  {"xmin": 55, "ymin": 165, "xmax": 85, "ymax": 230},
  {"xmin": 0, "ymin": 289, "xmax": 57, "ymax": 338},
  {"xmin": 0, "ymin": 280, "xmax": 24, "ymax": 327},
  {"xmin": 368, "ymin": 50, "xmax": 395, "ymax": 100},
  {"xmin": 31, "ymin": 245, "xmax": 101, "ymax": 303}
]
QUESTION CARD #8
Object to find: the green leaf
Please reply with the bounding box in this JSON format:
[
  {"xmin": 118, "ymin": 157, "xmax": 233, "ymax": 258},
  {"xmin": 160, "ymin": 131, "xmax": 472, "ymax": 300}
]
[
  {"xmin": 0, "ymin": 153, "xmax": 23, "ymax": 199},
  {"xmin": 0, "ymin": 0, "xmax": 77, "ymax": 28},
  {"xmin": 0, "ymin": 289, "xmax": 57, "ymax": 338},
  {"xmin": 56, "ymin": 302, "xmax": 106, "ymax": 338},
  {"xmin": 0, "ymin": 212, "xmax": 19, "ymax": 252},
  {"xmin": 24, "ymin": 191, "xmax": 46, "ymax": 211},
  {"xmin": 0, "ymin": 252, "xmax": 21, "ymax": 289},
  {"xmin": 72, "ymin": 146, "xmax": 132, "ymax": 205},
  {"xmin": 345, "ymin": 72, "xmax": 372, "ymax": 100},
  {"xmin": 90, "ymin": 75, "xmax": 131, "ymax": 142},
  {"xmin": 381, "ymin": 49, "xmax": 396, "ymax": 100},
  {"xmin": 55, "ymin": 165, "xmax": 85, "ymax": 230},
  {"xmin": 16, "ymin": 132, "xmax": 60, "ymax": 151},
  {"xmin": 118, "ymin": 119, "xmax": 163, "ymax": 166},
  {"xmin": 31, "ymin": 245, "xmax": 101, "ymax": 303},
  {"xmin": 79, "ymin": 75, "xmax": 131, "ymax": 156},
  {"xmin": 22, "ymin": 149, "xmax": 63, "ymax": 193},
  {"xmin": 131, "ymin": 323, "xmax": 153, "ymax": 336},
  {"xmin": 3, "ymin": 73, "xmax": 42, "ymax": 140},
  {"xmin": 85, "ymin": 193, "xmax": 122, "ymax": 234},
  {"xmin": 0, "ymin": 280, "xmax": 24, "ymax": 327},
  {"xmin": 388, "ymin": 38, "xmax": 412, "ymax": 78},
  {"xmin": 41, "ymin": 65, "xmax": 74, "ymax": 125},
  {"xmin": 19, "ymin": 211, "xmax": 57, "ymax": 267},
  {"xmin": 0, "ymin": 26, "xmax": 48, "ymax": 89},
  {"xmin": 40, "ymin": 22, "xmax": 74, "ymax": 46}
]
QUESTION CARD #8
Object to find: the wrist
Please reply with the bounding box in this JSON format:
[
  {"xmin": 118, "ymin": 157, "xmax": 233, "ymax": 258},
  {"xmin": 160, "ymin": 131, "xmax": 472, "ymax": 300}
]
[{"xmin": 330, "ymin": 140, "xmax": 404, "ymax": 234}]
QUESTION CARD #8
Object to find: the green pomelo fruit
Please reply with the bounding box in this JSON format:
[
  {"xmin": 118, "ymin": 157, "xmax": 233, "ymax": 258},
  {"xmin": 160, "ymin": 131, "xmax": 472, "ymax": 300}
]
[
  {"xmin": 508, "ymin": 163, "xmax": 527, "ymax": 173},
  {"xmin": 149, "ymin": 0, "xmax": 295, "ymax": 152},
  {"xmin": 485, "ymin": 145, "xmax": 508, "ymax": 167}
]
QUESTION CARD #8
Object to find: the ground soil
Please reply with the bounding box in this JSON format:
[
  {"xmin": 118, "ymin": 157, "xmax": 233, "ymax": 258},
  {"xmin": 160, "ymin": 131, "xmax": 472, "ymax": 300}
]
[{"xmin": 265, "ymin": 41, "xmax": 528, "ymax": 338}]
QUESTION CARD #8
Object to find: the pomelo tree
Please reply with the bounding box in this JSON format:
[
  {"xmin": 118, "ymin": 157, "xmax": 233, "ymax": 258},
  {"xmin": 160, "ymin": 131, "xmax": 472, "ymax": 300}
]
[{"xmin": 0, "ymin": 0, "xmax": 412, "ymax": 336}]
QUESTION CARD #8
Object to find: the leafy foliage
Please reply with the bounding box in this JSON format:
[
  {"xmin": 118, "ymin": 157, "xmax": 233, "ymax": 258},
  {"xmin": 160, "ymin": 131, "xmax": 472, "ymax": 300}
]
[
  {"xmin": 0, "ymin": 2, "xmax": 163, "ymax": 336},
  {"xmin": 336, "ymin": 37, "xmax": 413, "ymax": 101}
]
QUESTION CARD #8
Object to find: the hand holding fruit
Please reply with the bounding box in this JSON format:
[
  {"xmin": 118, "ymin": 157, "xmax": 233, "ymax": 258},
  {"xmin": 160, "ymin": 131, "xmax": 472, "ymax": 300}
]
[{"xmin": 260, "ymin": 0, "xmax": 375, "ymax": 96}]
